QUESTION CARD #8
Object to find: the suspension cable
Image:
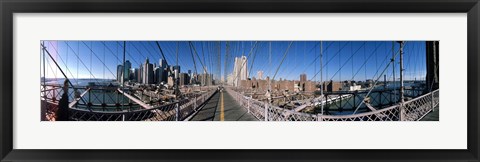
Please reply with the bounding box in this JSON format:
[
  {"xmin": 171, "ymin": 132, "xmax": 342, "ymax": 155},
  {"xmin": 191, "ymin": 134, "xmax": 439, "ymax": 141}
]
[
  {"xmin": 272, "ymin": 42, "xmax": 294, "ymax": 80},
  {"xmin": 352, "ymin": 42, "xmax": 408, "ymax": 114},
  {"xmin": 81, "ymin": 41, "xmax": 117, "ymax": 79}
]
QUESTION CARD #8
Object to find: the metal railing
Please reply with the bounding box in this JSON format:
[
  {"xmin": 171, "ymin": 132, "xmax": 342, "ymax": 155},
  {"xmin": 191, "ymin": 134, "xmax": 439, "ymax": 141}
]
[
  {"xmin": 67, "ymin": 88, "xmax": 216, "ymax": 121},
  {"xmin": 226, "ymin": 87, "xmax": 439, "ymax": 121},
  {"xmin": 42, "ymin": 84, "xmax": 217, "ymax": 121}
]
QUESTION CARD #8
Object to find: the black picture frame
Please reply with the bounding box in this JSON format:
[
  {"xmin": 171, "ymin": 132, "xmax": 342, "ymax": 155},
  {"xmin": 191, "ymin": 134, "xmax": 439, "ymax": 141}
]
[{"xmin": 1, "ymin": 0, "xmax": 479, "ymax": 161}]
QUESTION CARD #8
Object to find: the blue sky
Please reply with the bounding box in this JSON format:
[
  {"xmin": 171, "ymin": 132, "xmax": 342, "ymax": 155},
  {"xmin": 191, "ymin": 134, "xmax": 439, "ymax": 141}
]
[{"xmin": 41, "ymin": 41, "xmax": 427, "ymax": 82}]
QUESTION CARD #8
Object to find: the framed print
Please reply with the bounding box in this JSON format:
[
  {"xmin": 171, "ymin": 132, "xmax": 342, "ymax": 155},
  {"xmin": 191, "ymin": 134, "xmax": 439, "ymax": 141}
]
[{"xmin": 1, "ymin": 0, "xmax": 479, "ymax": 161}]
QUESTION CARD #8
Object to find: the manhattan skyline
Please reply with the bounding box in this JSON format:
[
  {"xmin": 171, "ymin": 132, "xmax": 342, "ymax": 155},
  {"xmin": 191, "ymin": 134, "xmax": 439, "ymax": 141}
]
[{"xmin": 41, "ymin": 41, "xmax": 428, "ymax": 83}]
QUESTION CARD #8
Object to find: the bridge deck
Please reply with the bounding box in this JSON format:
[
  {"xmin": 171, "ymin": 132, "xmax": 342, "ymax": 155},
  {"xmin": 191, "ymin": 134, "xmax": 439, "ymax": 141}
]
[
  {"xmin": 420, "ymin": 106, "xmax": 439, "ymax": 121},
  {"xmin": 190, "ymin": 90, "xmax": 258, "ymax": 121}
]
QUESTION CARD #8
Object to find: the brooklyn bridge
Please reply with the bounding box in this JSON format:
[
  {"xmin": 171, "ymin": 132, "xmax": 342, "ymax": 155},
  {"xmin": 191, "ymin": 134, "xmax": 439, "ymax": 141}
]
[{"xmin": 40, "ymin": 41, "xmax": 439, "ymax": 121}]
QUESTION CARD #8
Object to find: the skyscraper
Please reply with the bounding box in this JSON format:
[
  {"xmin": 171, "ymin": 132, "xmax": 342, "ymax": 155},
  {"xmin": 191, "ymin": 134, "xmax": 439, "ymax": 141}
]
[
  {"xmin": 188, "ymin": 70, "xmax": 193, "ymax": 84},
  {"xmin": 179, "ymin": 73, "xmax": 190, "ymax": 86},
  {"xmin": 173, "ymin": 65, "xmax": 181, "ymax": 79},
  {"xmin": 233, "ymin": 56, "xmax": 248, "ymax": 87},
  {"xmin": 159, "ymin": 59, "xmax": 167, "ymax": 69},
  {"xmin": 159, "ymin": 59, "xmax": 168, "ymax": 82},
  {"xmin": 199, "ymin": 73, "xmax": 212, "ymax": 86},
  {"xmin": 129, "ymin": 68, "xmax": 135, "ymax": 81},
  {"xmin": 147, "ymin": 64, "xmax": 154, "ymax": 84},
  {"xmin": 154, "ymin": 67, "xmax": 159, "ymax": 84},
  {"xmin": 124, "ymin": 60, "xmax": 131, "ymax": 81},
  {"xmin": 143, "ymin": 58, "xmax": 154, "ymax": 84},
  {"xmin": 117, "ymin": 65, "xmax": 123, "ymax": 83},
  {"xmin": 168, "ymin": 66, "xmax": 173, "ymax": 78},
  {"xmin": 257, "ymin": 71, "xmax": 264, "ymax": 80},
  {"xmin": 133, "ymin": 68, "xmax": 139, "ymax": 82},
  {"xmin": 154, "ymin": 67, "xmax": 163, "ymax": 84},
  {"xmin": 139, "ymin": 65, "xmax": 143, "ymax": 83}
]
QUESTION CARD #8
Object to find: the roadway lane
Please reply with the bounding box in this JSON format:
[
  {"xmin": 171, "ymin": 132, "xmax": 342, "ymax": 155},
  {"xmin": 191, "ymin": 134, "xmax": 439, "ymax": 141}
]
[{"xmin": 190, "ymin": 90, "xmax": 258, "ymax": 121}]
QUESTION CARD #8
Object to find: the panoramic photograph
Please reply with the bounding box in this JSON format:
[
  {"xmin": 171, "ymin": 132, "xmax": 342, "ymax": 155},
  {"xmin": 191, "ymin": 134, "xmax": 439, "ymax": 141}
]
[{"xmin": 40, "ymin": 41, "xmax": 439, "ymax": 121}]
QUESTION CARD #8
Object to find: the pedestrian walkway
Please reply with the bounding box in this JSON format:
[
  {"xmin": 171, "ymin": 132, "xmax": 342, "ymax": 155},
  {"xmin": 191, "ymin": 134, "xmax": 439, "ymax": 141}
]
[
  {"xmin": 420, "ymin": 106, "xmax": 439, "ymax": 121},
  {"xmin": 190, "ymin": 90, "xmax": 258, "ymax": 121}
]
